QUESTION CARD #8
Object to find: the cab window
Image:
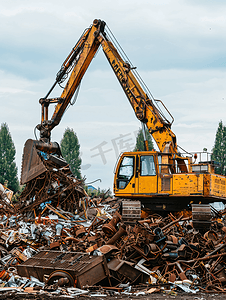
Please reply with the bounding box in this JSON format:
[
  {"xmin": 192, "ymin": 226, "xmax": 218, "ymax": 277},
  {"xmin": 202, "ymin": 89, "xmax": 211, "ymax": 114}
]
[
  {"xmin": 140, "ymin": 155, "xmax": 156, "ymax": 176},
  {"xmin": 158, "ymin": 154, "xmax": 161, "ymax": 173},
  {"xmin": 117, "ymin": 156, "xmax": 134, "ymax": 189}
]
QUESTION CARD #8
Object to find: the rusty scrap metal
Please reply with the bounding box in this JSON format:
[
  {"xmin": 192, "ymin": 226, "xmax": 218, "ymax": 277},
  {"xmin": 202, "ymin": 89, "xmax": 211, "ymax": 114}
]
[
  {"xmin": 17, "ymin": 159, "xmax": 86, "ymax": 215},
  {"xmin": 17, "ymin": 250, "xmax": 110, "ymax": 288},
  {"xmin": 1, "ymin": 174, "xmax": 226, "ymax": 296}
]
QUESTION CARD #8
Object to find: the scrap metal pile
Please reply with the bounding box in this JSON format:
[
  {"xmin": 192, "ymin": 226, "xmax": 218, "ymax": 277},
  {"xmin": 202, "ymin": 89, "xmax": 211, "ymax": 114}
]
[
  {"xmin": 1, "ymin": 175, "xmax": 226, "ymax": 297},
  {"xmin": 17, "ymin": 158, "xmax": 86, "ymax": 215}
]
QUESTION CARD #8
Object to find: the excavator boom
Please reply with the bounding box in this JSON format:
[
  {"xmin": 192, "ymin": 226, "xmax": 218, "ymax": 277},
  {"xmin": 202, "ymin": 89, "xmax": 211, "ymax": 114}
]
[{"xmin": 21, "ymin": 20, "xmax": 105, "ymax": 184}]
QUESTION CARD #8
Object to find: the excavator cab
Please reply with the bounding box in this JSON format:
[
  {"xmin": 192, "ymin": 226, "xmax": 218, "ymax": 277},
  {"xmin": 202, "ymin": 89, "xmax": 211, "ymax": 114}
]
[{"xmin": 114, "ymin": 151, "xmax": 159, "ymax": 196}]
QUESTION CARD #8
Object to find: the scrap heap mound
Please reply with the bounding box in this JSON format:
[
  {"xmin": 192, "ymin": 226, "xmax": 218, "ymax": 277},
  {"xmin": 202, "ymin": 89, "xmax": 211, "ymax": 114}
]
[
  {"xmin": 1, "ymin": 170, "xmax": 226, "ymax": 297},
  {"xmin": 16, "ymin": 159, "xmax": 86, "ymax": 215}
]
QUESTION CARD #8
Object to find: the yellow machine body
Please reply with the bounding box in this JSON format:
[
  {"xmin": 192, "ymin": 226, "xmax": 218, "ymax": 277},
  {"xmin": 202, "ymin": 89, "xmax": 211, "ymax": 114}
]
[{"xmin": 114, "ymin": 151, "xmax": 226, "ymax": 211}]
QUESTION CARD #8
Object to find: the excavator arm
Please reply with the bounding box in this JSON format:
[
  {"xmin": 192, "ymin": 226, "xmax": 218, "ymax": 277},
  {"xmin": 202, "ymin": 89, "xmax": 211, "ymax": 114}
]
[
  {"xmin": 38, "ymin": 19, "xmax": 105, "ymax": 141},
  {"xmin": 21, "ymin": 20, "xmax": 105, "ymax": 184},
  {"xmin": 21, "ymin": 19, "xmax": 187, "ymax": 185}
]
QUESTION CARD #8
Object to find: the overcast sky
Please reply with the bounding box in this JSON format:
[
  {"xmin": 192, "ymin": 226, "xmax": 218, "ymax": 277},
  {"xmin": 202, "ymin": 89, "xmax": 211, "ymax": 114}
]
[{"xmin": 1, "ymin": 0, "xmax": 226, "ymax": 191}]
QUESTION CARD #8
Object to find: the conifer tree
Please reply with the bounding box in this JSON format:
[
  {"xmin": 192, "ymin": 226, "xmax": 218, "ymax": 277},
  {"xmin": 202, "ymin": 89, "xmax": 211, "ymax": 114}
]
[
  {"xmin": 212, "ymin": 120, "xmax": 226, "ymax": 175},
  {"xmin": 134, "ymin": 127, "xmax": 154, "ymax": 151},
  {"xmin": 0, "ymin": 123, "xmax": 19, "ymax": 192},
  {"xmin": 60, "ymin": 128, "xmax": 82, "ymax": 179}
]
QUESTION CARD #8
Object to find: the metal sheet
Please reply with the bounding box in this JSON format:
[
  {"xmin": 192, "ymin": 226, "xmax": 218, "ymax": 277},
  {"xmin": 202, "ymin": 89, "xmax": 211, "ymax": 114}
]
[{"xmin": 17, "ymin": 250, "xmax": 109, "ymax": 288}]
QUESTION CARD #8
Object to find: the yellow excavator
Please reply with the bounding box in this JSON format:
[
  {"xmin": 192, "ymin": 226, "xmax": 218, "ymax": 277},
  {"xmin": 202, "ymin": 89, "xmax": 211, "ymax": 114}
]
[{"xmin": 21, "ymin": 19, "xmax": 226, "ymax": 212}]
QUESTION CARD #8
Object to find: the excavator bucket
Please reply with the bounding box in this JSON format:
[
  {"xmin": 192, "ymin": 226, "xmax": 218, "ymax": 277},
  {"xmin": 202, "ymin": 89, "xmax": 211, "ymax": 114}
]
[{"xmin": 21, "ymin": 139, "xmax": 47, "ymax": 185}]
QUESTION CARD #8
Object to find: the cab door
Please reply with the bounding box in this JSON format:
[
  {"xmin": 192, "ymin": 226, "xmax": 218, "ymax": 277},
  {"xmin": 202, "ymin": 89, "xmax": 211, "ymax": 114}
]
[
  {"xmin": 115, "ymin": 155, "xmax": 136, "ymax": 195},
  {"xmin": 138, "ymin": 155, "xmax": 158, "ymax": 194}
]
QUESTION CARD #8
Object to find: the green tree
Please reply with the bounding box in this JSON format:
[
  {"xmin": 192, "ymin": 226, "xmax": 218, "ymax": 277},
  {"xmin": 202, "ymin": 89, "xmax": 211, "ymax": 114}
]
[
  {"xmin": 0, "ymin": 123, "xmax": 19, "ymax": 192},
  {"xmin": 134, "ymin": 127, "xmax": 154, "ymax": 151},
  {"xmin": 60, "ymin": 128, "xmax": 82, "ymax": 179},
  {"xmin": 212, "ymin": 120, "xmax": 226, "ymax": 175}
]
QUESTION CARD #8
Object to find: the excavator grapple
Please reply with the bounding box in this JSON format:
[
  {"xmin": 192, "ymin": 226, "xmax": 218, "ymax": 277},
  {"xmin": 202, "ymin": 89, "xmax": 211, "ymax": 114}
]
[{"xmin": 21, "ymin": 139, "xmax": 62, "ymax": 185}]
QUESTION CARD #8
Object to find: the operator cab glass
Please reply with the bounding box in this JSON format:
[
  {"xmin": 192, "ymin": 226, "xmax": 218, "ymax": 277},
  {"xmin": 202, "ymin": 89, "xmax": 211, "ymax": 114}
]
[
  {"xmin": 117, "ymin": 156, "xmax": 134, "ymax": 189},
  {"xmin": 140, "ymin": 155, "xmax": 156, "ymax": 176}
]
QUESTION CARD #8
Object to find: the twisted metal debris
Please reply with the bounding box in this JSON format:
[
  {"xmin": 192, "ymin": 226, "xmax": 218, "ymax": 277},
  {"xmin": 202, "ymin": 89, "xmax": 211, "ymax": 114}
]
[
  {"xmin": 1, "ymin": 171, "xmax": 226, "ymax": 297},
  {"xmin": 17, "ymin": 159, "xmax": 86, "ymax": 215}
]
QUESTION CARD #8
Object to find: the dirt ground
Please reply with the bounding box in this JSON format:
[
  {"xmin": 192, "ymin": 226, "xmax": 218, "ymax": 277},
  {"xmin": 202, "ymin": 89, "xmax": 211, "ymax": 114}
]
[{"xmin": 0, "ymin": 292, "xmax": 225, "ymax": 300}]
